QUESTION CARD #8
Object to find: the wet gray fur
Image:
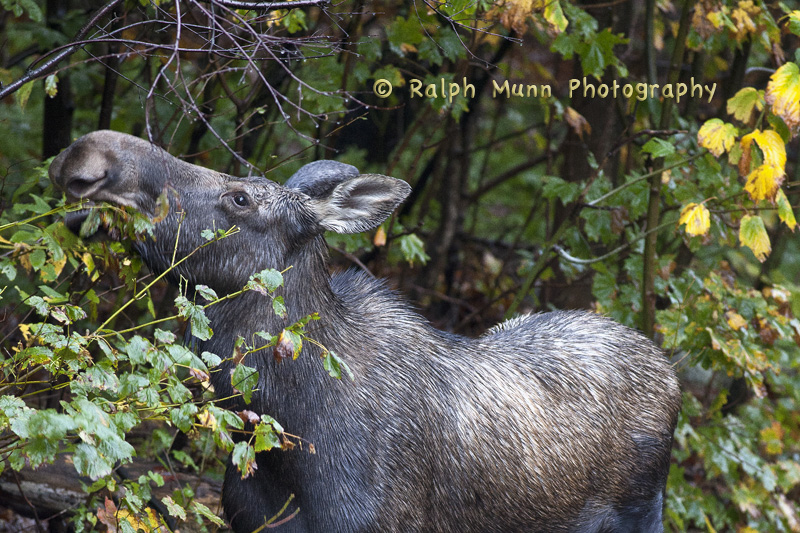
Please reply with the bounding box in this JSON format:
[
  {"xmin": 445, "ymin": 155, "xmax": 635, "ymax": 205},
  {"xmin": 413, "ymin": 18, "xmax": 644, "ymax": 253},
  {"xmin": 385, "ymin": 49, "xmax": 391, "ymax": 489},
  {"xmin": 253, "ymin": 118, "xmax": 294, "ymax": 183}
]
[{"xmin": 49, "ymin": 131, "xmax": 682, "ymax": 533}]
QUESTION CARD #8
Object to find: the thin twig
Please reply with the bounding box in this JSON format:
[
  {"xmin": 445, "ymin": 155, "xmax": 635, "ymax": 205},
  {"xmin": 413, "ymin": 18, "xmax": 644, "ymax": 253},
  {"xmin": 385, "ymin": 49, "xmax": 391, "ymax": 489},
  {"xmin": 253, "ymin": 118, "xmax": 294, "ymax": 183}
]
[
  {"xmin": 0, "ymin": 0, "xmax": 124, "ymax": 100},
  {"xmin": 210, "ymin": 0, "xmax": 329, "ymax": 10}
]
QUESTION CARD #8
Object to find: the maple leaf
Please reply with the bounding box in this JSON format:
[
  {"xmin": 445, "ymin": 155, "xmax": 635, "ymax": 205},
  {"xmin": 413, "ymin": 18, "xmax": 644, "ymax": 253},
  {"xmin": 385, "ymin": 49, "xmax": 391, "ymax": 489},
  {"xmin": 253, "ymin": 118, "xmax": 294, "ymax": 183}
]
[
  {"xmin": 698, "ymin": 119, "xmax": 737, "ymax": 157},
  {"xmin": 679, "ymin": 202, "xmax": 711, "ymax": 236},
  {"xmin": 765, "ymin": 62, "xmax": 800, "ymax": 134}
]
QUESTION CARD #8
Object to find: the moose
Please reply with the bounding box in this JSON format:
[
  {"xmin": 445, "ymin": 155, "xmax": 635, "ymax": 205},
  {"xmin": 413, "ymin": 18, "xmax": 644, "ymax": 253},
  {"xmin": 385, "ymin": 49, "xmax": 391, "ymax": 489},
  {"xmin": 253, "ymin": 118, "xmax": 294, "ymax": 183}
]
[{"xmin": 50, "ymin": 130, "xmax": 681, "ymax": 533}]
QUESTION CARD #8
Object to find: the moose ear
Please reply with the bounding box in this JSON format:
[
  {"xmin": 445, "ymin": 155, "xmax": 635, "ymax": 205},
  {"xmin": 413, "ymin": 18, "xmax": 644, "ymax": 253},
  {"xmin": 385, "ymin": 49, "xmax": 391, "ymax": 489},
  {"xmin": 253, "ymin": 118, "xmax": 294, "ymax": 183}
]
[
  {"xmin": 312, "ymin": 174, "xmax": 411, "ymax": 234},
  {"xmin": 285, "ymin": 160, "xmax": 360, "ymax": 199}
]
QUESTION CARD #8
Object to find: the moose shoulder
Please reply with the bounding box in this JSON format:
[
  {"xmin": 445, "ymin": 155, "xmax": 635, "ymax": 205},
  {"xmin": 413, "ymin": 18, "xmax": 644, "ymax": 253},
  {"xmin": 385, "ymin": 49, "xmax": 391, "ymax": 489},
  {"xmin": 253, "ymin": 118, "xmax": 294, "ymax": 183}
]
[{"xmin": 49, "ymin": 130, "xmax": 681, "ymax": 533}]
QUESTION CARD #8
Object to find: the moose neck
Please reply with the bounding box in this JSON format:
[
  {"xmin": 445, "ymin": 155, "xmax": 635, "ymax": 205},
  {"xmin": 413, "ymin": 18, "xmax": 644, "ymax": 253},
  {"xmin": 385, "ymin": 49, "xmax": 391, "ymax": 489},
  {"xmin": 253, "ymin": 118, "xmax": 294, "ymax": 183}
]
[{"xmin": 199, "ymin": 234, "xmax": 347, "ymax": 415}]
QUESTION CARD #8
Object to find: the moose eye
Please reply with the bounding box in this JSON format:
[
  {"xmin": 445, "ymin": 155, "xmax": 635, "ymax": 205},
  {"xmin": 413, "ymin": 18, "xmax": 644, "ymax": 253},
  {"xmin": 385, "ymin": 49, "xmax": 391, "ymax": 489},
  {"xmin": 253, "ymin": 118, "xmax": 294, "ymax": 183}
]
[{"xmin": 230, "ymin": 192, "xmax": 250, "ymax": 208}]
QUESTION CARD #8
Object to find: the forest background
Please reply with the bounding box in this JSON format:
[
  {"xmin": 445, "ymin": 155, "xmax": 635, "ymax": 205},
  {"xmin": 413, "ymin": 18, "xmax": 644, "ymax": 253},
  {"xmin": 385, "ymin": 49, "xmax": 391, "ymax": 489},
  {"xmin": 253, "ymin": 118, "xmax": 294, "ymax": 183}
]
[{"xmin": 1, "ymin": 0, "xmax": 799, "ymax": 531}]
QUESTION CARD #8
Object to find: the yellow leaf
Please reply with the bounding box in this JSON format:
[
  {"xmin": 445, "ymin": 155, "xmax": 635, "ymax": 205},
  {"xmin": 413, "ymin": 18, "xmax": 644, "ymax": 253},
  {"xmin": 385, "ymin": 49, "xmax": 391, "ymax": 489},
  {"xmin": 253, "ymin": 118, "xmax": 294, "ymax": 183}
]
[
  {"xmin": 776, "ymin": 189, "xmax": 797, "ymax": 232},
  {"xmin": 760, "ymin": 421, "xmax": 785, "ymax": 455},
  {"xmin": 565, "ymin": 107, "xmax": 591, "ymax": 139},
  {"xmin": 706, "ymin": 10, "xmax": 725, "ymax": 29},
  {"xmin": 82, "ymin": 252, "xmax": 100, "ymax": 282},
  {"xmin": 542, "ymin": 0, "xmax": 568, "ymax": 32},
  {"xmin": 744, "ymin": 164, "xmax": 783, "ymax": 202},
  {"xmin": 726, "ymin": 87, "xmax": 763, "ymax": 123},
  {"xmin": 373, "ymin": 226, "xmax": 387, "ymax": 247},
  {"xmin": 698, "ymin": 119, "xmax": 737, "ymax": 157},
  {"xmin": 739, "ymin": 214, "xmax": 771, "ymax": 262},
  {"xmin": 197, "ymin": 409, "xmax": 217, "ymax": 430},
  {"xmin": 18, "ymin": 323, "xmax": 32, "ymax": 342},
  {"xmin": 679, "ymin": 202, "xmax": 711, "ymax": 236},
  {"xmin": 725, "ymin": 310, "xmax": 747, "ymax": 331},
  {"xmin": 740, "ymin": 129, "xmax": 786, "ymax": 170},
  {"xmin": 765, "ymin": 62, "xmax": 800, "ymax": 134},
  {"xmin": 731, "ymin": 5, "xmax": 756, "ymax": 39}
]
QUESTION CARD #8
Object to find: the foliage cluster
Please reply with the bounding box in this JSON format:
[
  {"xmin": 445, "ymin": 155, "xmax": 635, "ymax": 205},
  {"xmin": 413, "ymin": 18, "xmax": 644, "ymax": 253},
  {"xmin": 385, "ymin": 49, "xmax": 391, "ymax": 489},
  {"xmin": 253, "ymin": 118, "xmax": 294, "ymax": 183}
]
[{"xmin": 1, "ymin": 0, "xmax": 800, "ymax": 531}]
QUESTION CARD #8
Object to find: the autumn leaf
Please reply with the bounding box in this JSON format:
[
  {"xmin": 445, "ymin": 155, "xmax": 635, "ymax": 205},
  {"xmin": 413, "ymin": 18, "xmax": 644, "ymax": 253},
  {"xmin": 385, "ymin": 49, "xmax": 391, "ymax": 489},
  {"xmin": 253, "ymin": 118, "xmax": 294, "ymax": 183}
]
[
  {"xmin": 542, "ymin": 0, "xmax": 568, "ymax": 33},
  {"xmin": 698, "ymin": 119, "xmax": 737, "ymax": 157},
  {"xmin": 273, "ymin": 329, "xmax": 302, "ymax": 363},
  {"xmin": 726, "ymin": 87, "xmax": 763, "ymax": 124},
  {"xmin": 731, "ymin": 2, "xmax": 757, "ymax": 40},
  {"xmin": 565, "ymin": 107, "xmax": 591, "ymax": 139},
  {"xmin": 373, "ymin": 226, "xmax": 387, "ymax": 247},
  {"xmin": 744, "ymin": 164, "xmax": 784, "ymax": 203},
  {"xmin": 740, "ymin": 129, "xmax": 786, "ymax": 171},
  {"xmin": 760, "ymin": 421, "xmax": 785, "ymax": 455},
  {"xmin": 679, "ymin": 202, "xmax": 711, "ymax": 236},
  {"xmin": 776, "ymin": 189, "xmax": 797, "ymax": 232},
  {"xmin": 495, "ymin": 0, "xmax": 568, "ymax": 34},
  {"xmin": 739, "ymin": 214, "xmax": 771, "ymax": 262},
  {"xmin": 765, "ymin": 62, "xmax": 800, "ymax": 134},
  {"xmin": 725, "ymin": 310, "xmax": 747, "ymax": 331}
]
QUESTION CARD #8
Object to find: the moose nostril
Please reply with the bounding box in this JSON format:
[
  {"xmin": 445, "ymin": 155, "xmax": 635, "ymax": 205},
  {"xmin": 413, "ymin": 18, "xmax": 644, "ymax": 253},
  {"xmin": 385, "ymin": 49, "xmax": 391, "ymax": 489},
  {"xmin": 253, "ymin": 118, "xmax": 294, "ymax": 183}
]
[{"xmin": 65, "ymin": 175, "xmax": 104, "ymax": 198}]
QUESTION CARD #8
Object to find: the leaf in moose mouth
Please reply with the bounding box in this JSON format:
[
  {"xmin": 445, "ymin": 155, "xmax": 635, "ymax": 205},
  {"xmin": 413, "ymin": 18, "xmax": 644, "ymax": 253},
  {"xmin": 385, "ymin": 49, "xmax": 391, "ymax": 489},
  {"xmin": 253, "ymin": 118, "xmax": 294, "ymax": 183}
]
[{"xmin": 79, "ymin": 209, "xmax": 103, "ymax": 238}]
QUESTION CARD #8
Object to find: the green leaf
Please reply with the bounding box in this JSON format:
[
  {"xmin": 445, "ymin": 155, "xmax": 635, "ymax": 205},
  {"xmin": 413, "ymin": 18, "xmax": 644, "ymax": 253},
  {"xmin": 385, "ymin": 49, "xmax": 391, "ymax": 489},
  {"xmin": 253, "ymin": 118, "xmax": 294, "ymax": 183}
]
[
  {"xmin": 231, "ymin": 364, "xmax": 259, "ymax": 404},
  {"xmin": 739, "ymin": 214, "xmax": 771, "ymax": 262},
  {"xmin": 170, "ymin": 403, "xmax": 198, "ymax": 433},
  {"xmin": 195, "ymin": 284, "xmax": 218, "ymax": 301},
  {"xmin": 74, "ymin": 442, "xmax": 114, "ymax": 480},
  {"xmin": 254, "ymin": 417, "xmax": 283, "ymax": 451},
  {"xmin": 125, "ymin": 336, "xmax": 154, "ymax": 365},
  {"xmin": 0, "ymin": 258, "xmax": 17, "ymax": 281},
  {"xmin": 15, "ymin": 81, "xmax": 34, "ymax": 110},
  {"xmin": 386, "ymin": 16, "xmax": 424, "ymax": 55},
  {"xmin": 541, "ymin": 176, "xmax": 581, "ymax": 203},
  {"xmin": 398, "ymin": 234, "xmax": 429, "ymax": 266},
  {"xmin": 231, "ymin": 441, "xmax": 257, "ymax": 478},
  {"xmin": 44, "ymin": 74, "xmax": 58, "ymax": 98},
  {"xmin": 323, "ymin": 351, "xmax": 353, "ymax": 380},
  {"xmin": 191, "ymin": 502, "xmax": 226, "ymax": 526},
  {"xmin": 175, "ymin": 295, "xmax": 213, "ymax": 341},
  {"xmin": 161, "ymin": 495, "xmax": 188, "ymax": 520},
  {"xmin": 272, "ymin": 295, "xmax": 287, "ymax": 318},
  {"xmin": 642, "ymin": 137, "xmax": 676, "ymax": 158},
  {"xmin": 247, "ymin": 268, "xmax": 284, "ymax": 295},
  {"xmin": 25, "ymin": 295, "xmax": 49, "ymax": 316},
  {"xmin": 201, "ymin": 351, "xmax": 222, "ymax": 367}
]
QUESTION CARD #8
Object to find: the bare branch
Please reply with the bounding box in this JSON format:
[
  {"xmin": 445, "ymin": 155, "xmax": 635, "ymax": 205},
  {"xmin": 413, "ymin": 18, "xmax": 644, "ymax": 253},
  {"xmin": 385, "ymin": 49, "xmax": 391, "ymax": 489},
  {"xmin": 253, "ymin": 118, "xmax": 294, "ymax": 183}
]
[
  {"xmin": 209, "ymin": 0, "xmax": 330, "ymax": 10},
  {"xmin": 0, "ymin": 0, "xmax": 124, "ymax": 100}
]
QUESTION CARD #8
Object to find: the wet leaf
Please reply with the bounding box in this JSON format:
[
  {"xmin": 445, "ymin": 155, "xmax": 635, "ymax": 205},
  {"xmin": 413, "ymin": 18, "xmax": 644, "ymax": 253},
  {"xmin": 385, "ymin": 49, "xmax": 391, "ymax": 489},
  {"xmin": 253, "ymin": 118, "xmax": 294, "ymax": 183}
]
[
  {"xmin": 744, "ymin": 164, "xmax": 784, "ymax": 202},
  {"xmin": 679, "ymin": 202, "xmax": 711, "ymax": 236},
  {"xmin": 776, "ymin": 189, "xmax": 797, "ymax": 231},
  {"xmin": 739, "ymin": 214, "xmax": 771, "ymax": 262},
  {"xmin": 232, "ymin": 441, "xmax": 257, "ymax": 479},
  {"xmin": 373, "ymin": 226, "xmax": 387, "ymax": 246},
  {"xmin": 565, "ymin": 107, "xmax": 591, "ymax": 139},
  {"xmin": 698, "ymin": 119, "xmax": 737, "ymax": 157},
  {"xmin": 231, "ymin": 364, "xmax": 258, "ymax": 404},
  {"xmin": 727, "ymin": 87, "xmax": 764, "ymax": 123},
  {"xmin": 725, "ymin": 310, "xmax": 747, "ymax": 331},
  {"xmin": 274, "ymin": 329, "xmax": 301, "ymax": 363},
  {"xmin": 765, "ymin": 62, "xmax": 800, "ymax": 132}
]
